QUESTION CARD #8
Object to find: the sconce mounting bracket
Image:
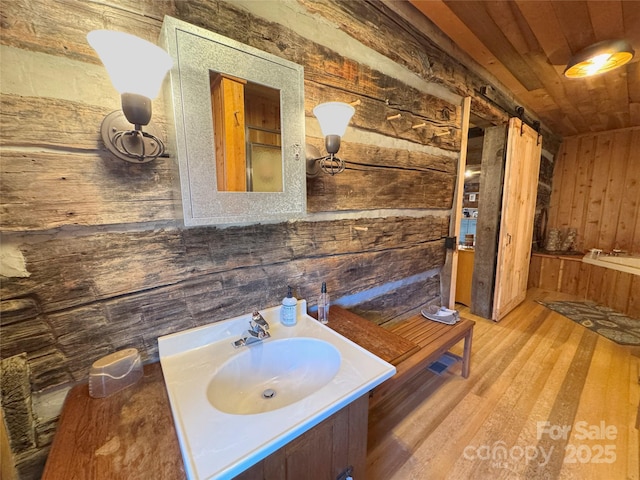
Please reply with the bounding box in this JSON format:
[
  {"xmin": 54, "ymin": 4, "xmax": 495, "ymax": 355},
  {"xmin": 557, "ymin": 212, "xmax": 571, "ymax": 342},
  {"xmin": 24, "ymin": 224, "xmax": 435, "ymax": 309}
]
[
  {"xmin": 305, "ymin": 143, "xmax": 346, "ymax": 176},
  {"xmin": 305, "ymin": 144, "xmax": 323, "ymax": 177},
  {"xmin": 100, "ymin": 111, "xmax": 165, "ymax": 163}
]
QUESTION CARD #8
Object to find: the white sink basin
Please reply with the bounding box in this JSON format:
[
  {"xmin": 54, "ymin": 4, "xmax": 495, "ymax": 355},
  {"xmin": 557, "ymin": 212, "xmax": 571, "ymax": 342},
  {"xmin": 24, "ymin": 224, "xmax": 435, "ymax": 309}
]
[
  {"xmin": 158, "ymin": 300, "xmax": 395, "ymax": 480},
  {"xmin": 207, "ymin": 338, "xmax": 341, "ymax": 415}
]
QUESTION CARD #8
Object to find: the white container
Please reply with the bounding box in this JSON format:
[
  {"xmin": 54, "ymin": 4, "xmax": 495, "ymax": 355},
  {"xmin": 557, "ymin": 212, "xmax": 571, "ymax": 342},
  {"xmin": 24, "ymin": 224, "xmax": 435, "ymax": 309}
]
[
  {"xmin": 89, "ymin": 348, "xmax": 143, "ymax": 398},
  {"xmin": 280, "ymin": 286, "xmax": 298, "ymax": 326}
]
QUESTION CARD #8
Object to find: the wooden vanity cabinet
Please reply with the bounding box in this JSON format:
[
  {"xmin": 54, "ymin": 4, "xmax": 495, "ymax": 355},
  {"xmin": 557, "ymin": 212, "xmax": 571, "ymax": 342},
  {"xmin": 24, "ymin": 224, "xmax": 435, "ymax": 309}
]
[{"xmin": 236, "ymin": 394, "xmax": 368, "ymax": 480}]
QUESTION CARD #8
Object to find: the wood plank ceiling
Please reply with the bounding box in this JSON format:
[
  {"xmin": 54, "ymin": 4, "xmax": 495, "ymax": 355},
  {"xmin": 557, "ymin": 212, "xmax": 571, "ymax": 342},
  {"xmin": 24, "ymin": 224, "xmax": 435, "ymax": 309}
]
[{"xmin": 404, "ymin": 0, "xmax": 640, "ymax": 138}]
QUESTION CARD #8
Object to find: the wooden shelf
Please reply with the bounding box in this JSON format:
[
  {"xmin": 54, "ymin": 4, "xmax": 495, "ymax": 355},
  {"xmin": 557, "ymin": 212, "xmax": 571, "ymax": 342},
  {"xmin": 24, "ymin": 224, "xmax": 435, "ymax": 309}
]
[{"xmin": 325, "ymin": 307, "xmax": 419, "ymax": 365}]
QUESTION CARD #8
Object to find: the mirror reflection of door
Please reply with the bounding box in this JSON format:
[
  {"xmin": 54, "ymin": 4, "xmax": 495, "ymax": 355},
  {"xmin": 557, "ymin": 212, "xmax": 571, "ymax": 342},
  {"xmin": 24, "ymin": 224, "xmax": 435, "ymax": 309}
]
[{"xmin": 210, "ymin": 72, "xmax": 282, "ymax": 192}]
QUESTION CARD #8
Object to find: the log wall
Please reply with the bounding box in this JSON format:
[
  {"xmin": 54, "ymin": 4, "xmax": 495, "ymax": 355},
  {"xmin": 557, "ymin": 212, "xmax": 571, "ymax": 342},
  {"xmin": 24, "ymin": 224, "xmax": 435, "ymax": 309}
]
[{"xmin": 0, "ymin": 0, "xmax": 536, "ymax": 477}]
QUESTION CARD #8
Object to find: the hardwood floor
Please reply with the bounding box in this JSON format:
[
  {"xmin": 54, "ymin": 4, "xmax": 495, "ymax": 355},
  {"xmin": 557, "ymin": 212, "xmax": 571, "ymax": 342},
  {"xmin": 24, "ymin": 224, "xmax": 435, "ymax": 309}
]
[{"xmin": 367, "ymin": 288, "xmax": 640, "ymax": 479}]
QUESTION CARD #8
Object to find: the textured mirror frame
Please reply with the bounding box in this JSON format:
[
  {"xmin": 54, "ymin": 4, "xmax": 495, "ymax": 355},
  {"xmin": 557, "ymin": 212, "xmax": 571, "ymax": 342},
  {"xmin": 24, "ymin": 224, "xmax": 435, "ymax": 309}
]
[{"xmin": 160, "ymin": 16, "xmax": 306, "ymax": 226}]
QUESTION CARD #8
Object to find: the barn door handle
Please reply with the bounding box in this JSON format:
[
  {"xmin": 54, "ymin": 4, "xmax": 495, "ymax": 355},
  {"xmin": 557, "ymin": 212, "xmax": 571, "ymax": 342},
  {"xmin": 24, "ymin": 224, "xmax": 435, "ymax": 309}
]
[{"xmin": 507, "ymin": 233, "xmax": 512, "ymax": 245}]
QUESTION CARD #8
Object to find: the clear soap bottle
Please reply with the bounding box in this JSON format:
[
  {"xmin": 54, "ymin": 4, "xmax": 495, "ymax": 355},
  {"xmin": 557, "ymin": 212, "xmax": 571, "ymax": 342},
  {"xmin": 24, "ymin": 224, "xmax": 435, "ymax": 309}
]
[{"xmin": 318, "ymin": 282, "xmax": 330, "ymax": 324}]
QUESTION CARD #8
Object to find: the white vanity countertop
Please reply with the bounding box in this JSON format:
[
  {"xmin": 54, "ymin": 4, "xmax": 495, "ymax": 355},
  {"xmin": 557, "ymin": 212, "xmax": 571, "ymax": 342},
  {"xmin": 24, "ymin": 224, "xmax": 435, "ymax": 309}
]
[{"xmin": 158, "ymin": 301, "xmax": 395, "ymax": 480}]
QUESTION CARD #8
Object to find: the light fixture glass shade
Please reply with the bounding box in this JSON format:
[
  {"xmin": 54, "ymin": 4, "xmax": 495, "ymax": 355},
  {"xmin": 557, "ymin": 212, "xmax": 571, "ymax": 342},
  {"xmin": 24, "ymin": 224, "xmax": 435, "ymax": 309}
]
[
  {"xmin": 564, "ymin": 39, "xmax": 634, "ymax": 78},
  {"xmin": 313, "ymin": 102, "xmax": 355, "ymax": 137},
  {"xmin": 87, "ymin": 30, "xmax": 173, "ymax": 99}
]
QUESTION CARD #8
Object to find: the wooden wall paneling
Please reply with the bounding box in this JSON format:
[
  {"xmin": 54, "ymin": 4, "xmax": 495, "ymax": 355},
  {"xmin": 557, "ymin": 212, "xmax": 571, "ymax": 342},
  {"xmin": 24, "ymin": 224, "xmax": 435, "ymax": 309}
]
[
  {"xmin": 305, "ymin": 135, "xmax": 457, "ymax": 174},
  {"xmin": 528, "ymin": 255, "xmax": 587, "ymax": 297},
  {"xmin": 597, "ymin": 268, "xmax": 619, "ymax": 307},
  {"xmin": 586, "ymin": 265, "xmax": 606, "ymax": 304},
  {"xmin": 528, "ymin": 254, "xmax": 640, "ymax": 316},
  {"xmin": 622, "ymin": 129, "xmax": 640, "ymax": 254},
  {"xmin": 302, "ymin": 58, "xmax": 461, "ymax": 127},
  {"xmin": 607, "ymin": 271, "xmax": 633, "ymax": 315},
  {"xmin": 575, "ymin": 262, "xmax": 592, "ymax": 299},
  {"xmin": 628, "ymin": 276, "xmax": 640, "ymax": 319},
  {"xmin": 558, "ymin": 259, "xmax": 582, "ymax": 296},
  {"xmin": 582, "ymin": 133, "xmax": 614, "ymax": 249},
  {"xmin": 527, "ymin": 254, "xmax": 542, "ymax": 289},
  {"xmin": 548, "ymin": 128, "xmax": 640, "ymax": 254},
  {"xmin": 547, "ymin": 139, "xmax": 568, "ymax": 231},
  {"xmin": 600, "ymin": 130, "xmax": 632, "ymax": 249},
  {"xmin": 552, "ymin": 137, "xmax": 579, "ymax": 231},
  {"xmin": 538, "ymin": 255, "xmax": 560, "ymax": 291},
  {"xmin": 0, "ymin": 4, "xmax": 463, "ymax": 232},
  {"xmin": 0, "ymin": 96, "xmax": 457, "ymax": 229},
  {"xmin": 569, "ymin": 136, "xmax": 596, "ymax": 251}
]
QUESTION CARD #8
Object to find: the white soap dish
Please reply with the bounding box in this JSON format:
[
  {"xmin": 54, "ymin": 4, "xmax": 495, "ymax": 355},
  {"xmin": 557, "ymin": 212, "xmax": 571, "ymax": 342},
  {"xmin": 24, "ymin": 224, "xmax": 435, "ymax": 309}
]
[{"xmin": 421, "ymin": 306, "xmax": 460, "ymax": 325}]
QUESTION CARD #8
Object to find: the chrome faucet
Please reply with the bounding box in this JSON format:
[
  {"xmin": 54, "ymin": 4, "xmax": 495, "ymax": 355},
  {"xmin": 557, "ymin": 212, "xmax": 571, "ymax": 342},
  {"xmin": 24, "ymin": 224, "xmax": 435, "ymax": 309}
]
[{"xmin": 232, "ymin": 311, "xmax": 270, "ymax": 348}]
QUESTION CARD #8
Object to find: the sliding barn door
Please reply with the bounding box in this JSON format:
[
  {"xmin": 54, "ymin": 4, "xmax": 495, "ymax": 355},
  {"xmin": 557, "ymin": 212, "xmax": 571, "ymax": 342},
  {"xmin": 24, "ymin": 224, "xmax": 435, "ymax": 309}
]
[{"xmin": 492, "ymin": 118, "xmax": 542, "ymax": 321}]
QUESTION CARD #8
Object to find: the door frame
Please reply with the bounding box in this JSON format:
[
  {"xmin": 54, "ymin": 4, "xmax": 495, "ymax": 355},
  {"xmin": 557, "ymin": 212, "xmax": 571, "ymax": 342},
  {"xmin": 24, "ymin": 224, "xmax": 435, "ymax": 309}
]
[{"xmin": 443, "ymin": 96, "xmax": 471, "ymax": 309}]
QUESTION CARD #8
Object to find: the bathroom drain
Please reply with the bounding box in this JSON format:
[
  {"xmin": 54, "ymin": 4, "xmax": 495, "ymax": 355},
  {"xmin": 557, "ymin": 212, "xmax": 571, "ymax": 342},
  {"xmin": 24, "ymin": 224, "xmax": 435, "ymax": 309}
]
[{"xmin": 262, "ymin": 388, "xmax": 276, "ymax": 399}]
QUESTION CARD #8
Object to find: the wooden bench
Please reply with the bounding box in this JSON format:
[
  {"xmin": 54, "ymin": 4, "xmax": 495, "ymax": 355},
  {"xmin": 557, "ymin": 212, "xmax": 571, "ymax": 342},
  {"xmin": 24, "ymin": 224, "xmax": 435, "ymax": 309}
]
[{"xmin": 327, "ymin": 306, "xmax": 474, "ymax": 408}]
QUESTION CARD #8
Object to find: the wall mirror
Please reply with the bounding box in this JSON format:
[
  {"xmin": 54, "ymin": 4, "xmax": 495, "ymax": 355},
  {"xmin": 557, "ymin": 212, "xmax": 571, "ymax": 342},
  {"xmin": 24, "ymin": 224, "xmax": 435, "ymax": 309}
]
[{"xmin": 160, "ymin": 16, "xmax": 306, "ymax": 226}]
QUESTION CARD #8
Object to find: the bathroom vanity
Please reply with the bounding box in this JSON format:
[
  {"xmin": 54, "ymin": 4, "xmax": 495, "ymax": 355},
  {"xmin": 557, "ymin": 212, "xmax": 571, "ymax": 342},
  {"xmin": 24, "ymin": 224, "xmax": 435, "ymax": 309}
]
[
  {"xmin": 157, "ymin": 303, "xmax": 394, "ymax": 479},
  {"xmin": 42, "ymin": 362, "xmax": 369, "ymax": 480},
  {"xmin": 43, "ymin": 303, "xmax": 394, "ymax": 479}
]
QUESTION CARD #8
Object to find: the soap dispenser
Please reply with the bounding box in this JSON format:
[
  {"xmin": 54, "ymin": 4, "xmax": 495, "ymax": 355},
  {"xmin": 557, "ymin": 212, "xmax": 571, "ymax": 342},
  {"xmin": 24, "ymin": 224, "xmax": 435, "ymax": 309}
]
[{"xmin": 281, "ymin": 286, "xmax": 298, "ymax": 326}]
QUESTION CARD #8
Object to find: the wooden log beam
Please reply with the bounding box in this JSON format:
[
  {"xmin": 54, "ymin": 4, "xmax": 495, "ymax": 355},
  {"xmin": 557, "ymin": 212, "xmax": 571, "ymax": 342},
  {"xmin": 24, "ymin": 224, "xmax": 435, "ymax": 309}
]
[
  {"xmin": 0, "ymin": 94, "xmax": 169, "ymax": 151},
  {"xmin": 2, "ymin": 217, "xmax": 448, "ymax": 314},
  {"xmin": 305, "ymin": 82, "xmax": 461, "ymax": 152},
  {"xmin": 0, "ymin": 149, "xmax": 177, "ymax": 230},
  {"xmin": 307, "ymin": 164, "xmax": 455, "ymax": 211},
  {"xmin": 0, "ymin": 0, "xmax": 172, "ymax": 64},
  {"xmin": 2, "ymin": 236, "xmax": 445, "ymax": 391}
]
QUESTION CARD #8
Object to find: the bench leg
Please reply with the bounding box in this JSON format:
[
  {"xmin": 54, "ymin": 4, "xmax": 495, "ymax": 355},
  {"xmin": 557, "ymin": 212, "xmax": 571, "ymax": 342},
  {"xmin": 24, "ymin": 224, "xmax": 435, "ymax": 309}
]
[{"xmin": 461, "ymin": 327, "xmax": 473, "ymax": 378}]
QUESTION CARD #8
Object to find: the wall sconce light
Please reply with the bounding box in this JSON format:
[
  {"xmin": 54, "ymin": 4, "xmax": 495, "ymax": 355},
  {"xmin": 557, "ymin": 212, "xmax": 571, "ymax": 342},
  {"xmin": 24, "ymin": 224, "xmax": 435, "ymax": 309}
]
[
  {"xmin": 564, "ymin": 39, "xmax": 634, "ymax": 78},
  {"xmin": 306, "ymin": 102, "xmax": 355, "ymax": 176},
  {"xmin": 87, "ymin": 30, "xmax": 173, "ymax": 163}
]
